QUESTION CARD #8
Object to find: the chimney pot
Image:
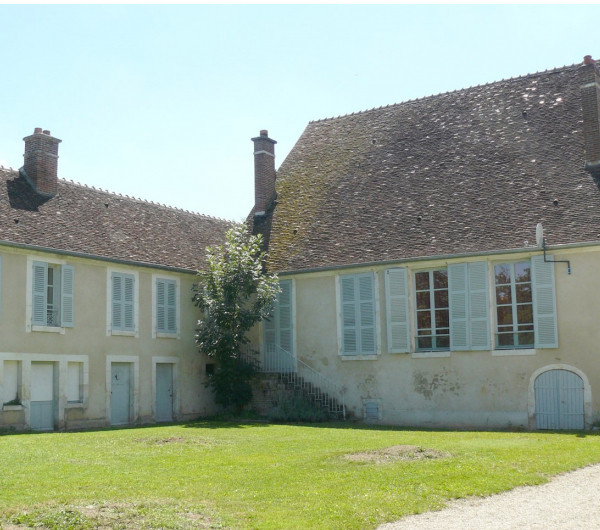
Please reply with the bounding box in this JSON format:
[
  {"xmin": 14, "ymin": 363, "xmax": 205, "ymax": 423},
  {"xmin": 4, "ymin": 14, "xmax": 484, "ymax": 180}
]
[
  {"xmin": 260, "ymin": 130, "xmax": 268, "ymax": 137},
  {"xmin": 34, "ymin": 127, "xmax": 43, "ymax": 134},
  {"xmin": 584, "ymin": 55, "xmax": 595, "ymax": 65},
  {"xmin": 42, "ymin": 130, "xmax": 51, "ymax": 135}
]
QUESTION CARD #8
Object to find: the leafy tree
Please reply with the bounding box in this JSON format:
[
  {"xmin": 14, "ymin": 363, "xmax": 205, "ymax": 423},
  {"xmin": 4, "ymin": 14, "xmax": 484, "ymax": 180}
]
[{"xmin": 193, "ymin": 223, "xmax": 279, "ymax": 413}]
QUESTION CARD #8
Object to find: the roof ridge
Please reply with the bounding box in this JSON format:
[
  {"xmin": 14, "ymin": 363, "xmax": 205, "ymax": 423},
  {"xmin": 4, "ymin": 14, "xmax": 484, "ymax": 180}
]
[
  {"xmin": 309, "ymin": 62, "xmax": 579, "ymax": 124},
  {"xmin": 58, "ymin": 178, "xmax": 233, "ymax": 223}
]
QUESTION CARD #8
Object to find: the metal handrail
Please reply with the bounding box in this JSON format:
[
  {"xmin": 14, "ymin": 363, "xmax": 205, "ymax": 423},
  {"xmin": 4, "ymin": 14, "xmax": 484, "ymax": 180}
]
[{"xmin": 241, "ymin": 343, "xmax": 346, "ymax": 419}]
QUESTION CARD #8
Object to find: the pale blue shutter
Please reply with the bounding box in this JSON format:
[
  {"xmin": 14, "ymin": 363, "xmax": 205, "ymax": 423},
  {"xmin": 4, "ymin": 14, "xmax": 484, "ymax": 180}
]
[
  {"xmin": 468, "ymin": 262, "xmax": 490, "ymax": 350},
  {"xmin": 278, "ymin": 280, "xmax": 292, "ymax": 353},
  {"xmin": 449, "ymin": 264, "xmax": 468, "ymax": 350},
  {"xmin": 156, "ymin": 279, "xmax": 166, "ymax": 333},
  {"xmin": 359, "ymin": 274, "xmax": 376, "ymax": 354},
  {"xmin": 341, "ymin": 276, "xmax": 358, "ymax": 355},
  {"xmin": 112, "ymin": 274, "xmax": 123, "ymax": 330},
  {"xmin": 32, "ymin": 261, "xmax": 48, "ymax": 326},
  {"xmin": 123, "ymin": 274, "xmax": 135, "ymax": 331},
  {"xmin": 0, "ymin": 255, "xmax": 2, "ymax": 321},
  {"xmin": 385, "ymin": 268, "xmax": 409, "ymax": 353},
  {"xmin": 532, "ymin": 255, "xmax": 558, "ymax": 348},
  {"xmin": 61, "ymin": 265, "xmax": 74, "ymax": 328},
  {"xmin": 166, "ymin": 280, "xmax": 177, "ymax": 333}
]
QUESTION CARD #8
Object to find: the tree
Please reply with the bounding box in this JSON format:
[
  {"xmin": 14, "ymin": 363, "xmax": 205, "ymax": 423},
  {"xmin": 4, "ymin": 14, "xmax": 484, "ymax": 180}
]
[{"xmin": 193, "ymin": 223, "xmax": 279, "ymax": 413}]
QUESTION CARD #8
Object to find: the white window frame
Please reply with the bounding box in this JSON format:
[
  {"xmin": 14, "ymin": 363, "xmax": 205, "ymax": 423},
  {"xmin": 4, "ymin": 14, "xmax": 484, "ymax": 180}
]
[
  {"xmin": 152, "ymin": 274, "xmax": 180, "ymax": 339},
  {"xmin": 413, "ymin": 268, "xmax": 450, "ymax": 353},
  {"xmin": 336, "ymin": 271, "xmax": 380, "ymax": 359},
  {"xmin": 26, "ymin": 255, "xmax": 72, "ymax": 334},
  {"xmin": 106, "ymin": 268, "xmax": 139, "ymax": 337}
]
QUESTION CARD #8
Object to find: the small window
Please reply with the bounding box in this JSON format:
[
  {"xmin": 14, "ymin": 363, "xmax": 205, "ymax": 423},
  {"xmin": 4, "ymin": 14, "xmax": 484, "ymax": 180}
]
[
  {"xmin": 2, "ymin": 360, "xmax": 21, "ymax": 405},
  {"xmin": 67, "ymin": 362, "xmax": 83, "ymax": 403},
  {"xmin": 415, "ymin": 269, "xmax": 449, "ymax": 351}
]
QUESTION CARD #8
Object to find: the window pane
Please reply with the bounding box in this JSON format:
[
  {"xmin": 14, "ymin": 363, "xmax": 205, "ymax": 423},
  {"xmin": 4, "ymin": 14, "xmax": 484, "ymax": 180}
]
[
  {"xmin": 517, "ymin": 332, "xmax": 534, "ymax": 347},
  {"xmin": 516, "ymin": 285, "xmax": 532, "ymax": 304},
  {"xmin": 417, "ymin": 336, "xmax": 432, "ymax": 350},
  {"xmin": 497, "ymin": 306, "xmax": 513, "ymax": 325},
  {"xmin": 434, "ymin": 289, "xmax": 448, "ymax": 309},
  {"xmin": 514, "ymin": 262, "xmax": 531, "ymax": 283},
  {"xmin": 415, "ymin": 272, "xmax": 430, "ymax": 291},
  {"xmin": 435, "ymin": 335, "xmax": 450, "ymax": 349},
  {"xmin": 416, "ymin": 292, "xmax": 430, "ymax": 310},
  {"xmin": 496, "ymin": 286, "xmax": 512, "ymax": 305},
  {"xmin": 435, "ymin": 309, "xmax": 449, "ymax": 329},
  {"xmin": 417, "ymin": 311, "xmax": 431, "ymax": 331},
  {"xmin": 433, "ymin": 270, "xmax": 448, "ymax": 289},
  {"xmin": 516, "ymin": 304, "xmax": 533, "ymax": 325},
  {"xmin": 495, "ymin": 264, "xmax": 511, "ymax": 285},
  {"xmin": 497, "ymin": 333, "xmax": 514, "ymax": 348}
]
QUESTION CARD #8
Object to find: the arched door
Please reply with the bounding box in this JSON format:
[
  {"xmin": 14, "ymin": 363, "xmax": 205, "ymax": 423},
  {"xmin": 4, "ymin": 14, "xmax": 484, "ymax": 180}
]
[{"xmin": 535, "ymin": 369, "xmax": 584, "ymax": 430}]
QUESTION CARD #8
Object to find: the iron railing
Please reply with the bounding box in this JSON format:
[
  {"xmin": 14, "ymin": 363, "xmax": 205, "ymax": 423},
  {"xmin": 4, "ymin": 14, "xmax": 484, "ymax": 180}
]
[{"xmin": 241, "ymin": 343, "xmax": 346, "ymax": 419}]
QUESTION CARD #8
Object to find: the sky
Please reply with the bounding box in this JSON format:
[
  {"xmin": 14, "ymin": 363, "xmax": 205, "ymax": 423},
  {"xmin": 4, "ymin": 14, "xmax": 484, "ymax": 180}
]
[{"xmin": 1, "ymin": 5, "xmax": 599, "ymax": 222}]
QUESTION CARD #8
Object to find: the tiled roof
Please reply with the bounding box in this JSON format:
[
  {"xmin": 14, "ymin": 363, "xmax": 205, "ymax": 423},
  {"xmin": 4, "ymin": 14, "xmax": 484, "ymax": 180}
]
[
  {"xmin": 0, "ymin": 168, "xmax": 232, "ymax": 271},
  {"xmin": 264, "ymin": 63, "xmax": 600, "ymax": 273}
]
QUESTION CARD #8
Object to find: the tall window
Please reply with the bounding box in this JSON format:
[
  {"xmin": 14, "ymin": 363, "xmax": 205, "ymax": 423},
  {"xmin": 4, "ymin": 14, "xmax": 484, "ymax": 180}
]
[
  {"xmin": 156, "ymin": 278, "xmax": 177, "ymax": 335},
  {"xmin": 112, "ymin": 272, "xmax": 135, "ymax": 332},
  {"xmin": 494, "ymin": 261, "xmax": 534, "ymax": 348},
  {"xmin": 32, "ymin": 261, "xmax": 74, "ymax": 328},
  {"xmin": 340, "ymin": 273, "xmax": 376, "ymax": 355},
  {"xmin": 415, "ymin": 269, "xmax": 449, "ymax": 351}
]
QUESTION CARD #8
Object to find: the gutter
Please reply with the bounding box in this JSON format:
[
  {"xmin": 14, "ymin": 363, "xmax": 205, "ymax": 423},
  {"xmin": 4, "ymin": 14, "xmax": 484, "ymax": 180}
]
[
  {"xmin": 0, "ymin": 239, "xmax": 198, "ymax": 275},
  {"xmin": 274, "ymin": 240, "xmax": 600, "ymax": 277}
]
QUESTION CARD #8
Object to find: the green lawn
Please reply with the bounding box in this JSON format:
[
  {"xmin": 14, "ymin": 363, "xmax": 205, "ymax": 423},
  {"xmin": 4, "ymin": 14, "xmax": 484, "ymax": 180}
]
[{"xmin": 1, "ymin": 422, "xmax": 600, "ymax": 529}]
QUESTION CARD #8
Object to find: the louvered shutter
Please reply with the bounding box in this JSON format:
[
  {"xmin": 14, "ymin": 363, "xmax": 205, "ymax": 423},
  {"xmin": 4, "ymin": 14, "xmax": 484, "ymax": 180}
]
[
  {"xmin": 278, "ymin": 280, "xmax": 292, "ymax": 353},
  {"xmin": 468, "ymin": 262, "xmax": 490, "ymax": 350},
  {"xmin": 385, "ymin": 268, "xmax": 409, "ymax": 353},
  {"xmin": 166, "ymin": 280, "xmax": 177, "ymax": 333},
  {"xmin": 359, "ymin": 275, "xmax": 376, "ymax": 354},
  {"xmin": 32, "ymin": 261, "xmax": 48, "ymax": 326},
  {"xmin": 532, "ymin": 255, "xmax": 558, "ymax": 348},
  {"xmin": 449, "ymin": 264, "xmax": 468, "ymax": 350},
  {"xmin": 341, "ymin": 276, "xmax": 358, "ymax": 354},
  {"xmin": 156, "ymin": 279, "xmax": 166, "ymax": 333},
  {"xmin": 123, "ymin": 274, "xmax": 135, "ymax": 331},
  {"xmin": 112, "ymin": 274, "xmax": 123, "ymax": 330},
  {"xmin": 61, "ymin": 265, "xmax": 75, "ymax": 328},
  {"xmin": 0, "ymin": 255, "xmax": 2, "ymax": 321}
]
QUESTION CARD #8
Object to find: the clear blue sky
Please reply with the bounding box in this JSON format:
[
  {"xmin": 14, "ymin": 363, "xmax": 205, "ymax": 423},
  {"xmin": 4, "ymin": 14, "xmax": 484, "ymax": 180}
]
[{"xmin": 1, "ymin": 5, "xmax": 598, "ymax": 221}]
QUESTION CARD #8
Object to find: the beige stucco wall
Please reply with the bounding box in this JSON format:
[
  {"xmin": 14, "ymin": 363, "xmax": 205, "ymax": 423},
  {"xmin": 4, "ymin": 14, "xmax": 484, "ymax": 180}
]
[
  {"xmin": 0, "ymin": 245, "xmax": 216, "ymax": 430},
  {"xmin": 272, "ymin": 245, "xmax": 600, "ymax": 429}
]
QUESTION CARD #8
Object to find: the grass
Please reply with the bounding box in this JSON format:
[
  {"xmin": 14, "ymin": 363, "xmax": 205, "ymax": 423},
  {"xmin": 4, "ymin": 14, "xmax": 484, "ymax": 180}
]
[{"xmin": 1, "ymin": 422, "xmax": 600, "ymax": 529}]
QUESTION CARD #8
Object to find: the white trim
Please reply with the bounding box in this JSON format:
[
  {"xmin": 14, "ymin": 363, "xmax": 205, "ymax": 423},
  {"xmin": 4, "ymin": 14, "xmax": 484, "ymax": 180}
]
[
  {"xmin": 492, "ymin": 348, "xmax": 536, "ymax": 357},
  {"xmin": 25, "ymin": 255, "xmax": 68, "ymax": 334},
  {"xmin": 528, "ymin": 364, "xmax": 592, "ymax": 429},
  {"xmin": 151, "ymin": 273, "xmax": 181, "ymax": 339},
  {"xmin": 0, "ymin": 352, "xmax": 89, "ymax": 430},
  {"xmin": 411, "ymin": 350, "xmax": 451, "ymax": 359},
  {"xmin": 106, "ymin": 268, "xmax": 139, "ymax": 337},
  {"xmin": 105, "ymin": 355, "xmax": 139, "ymax": 426},
  {"xmin": 151, "ymin": 357, "xmax": 180, "ymax": 421}
]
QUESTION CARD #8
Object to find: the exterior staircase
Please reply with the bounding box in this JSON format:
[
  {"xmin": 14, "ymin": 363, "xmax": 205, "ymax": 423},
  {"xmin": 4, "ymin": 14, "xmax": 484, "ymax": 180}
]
[{"xmin": 244, "ymin": 344, "xmax": 346, "ymax": 420}]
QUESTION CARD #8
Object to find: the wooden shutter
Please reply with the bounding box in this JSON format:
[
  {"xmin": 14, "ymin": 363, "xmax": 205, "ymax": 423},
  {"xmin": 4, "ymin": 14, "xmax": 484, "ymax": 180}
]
[
  {"xmin": 532, "ymin": 255, "xmax": 558, "ymax": 348},
  {"xmin": 123, "ymin": 274, "xmax": 135, "ymax": 331},
  {"xmin": 341, "ymin": 275, "xmax": 358, "ymax": 355},
  {"xmin": 468, "ymin": 262, "xmax": 490, "ymax": 350},
  {"xmin": 112, "ymin": 274, "xmax": 123, "ymax": 330},
  {"xmin": 278, "ymin": 280, "xmax": 292, "ymax": 353},
  {"xmin": 448, "ymin": 263, "xmax": 468, "ymax": 350},
  {"xmin": 156, "ymin": 279, "xmax": 166, "ymax": 333},
  {"xmin": 61, "ymin": 265, "xmax": 75, "ymax": 328},
  {"xmin": 359, "ymin": 275, "xmax": 376, "ymax": 354},
  {"xmin": 166, "ymin": 280, "xmax": 177, "ymax": 333},
  {"xmin": 32, "ymin": 261, "xmax": 48, "ymax": 326},
  {"xmin": 385, "ymin": 268, "xmax": 409, "ymax": 353}
]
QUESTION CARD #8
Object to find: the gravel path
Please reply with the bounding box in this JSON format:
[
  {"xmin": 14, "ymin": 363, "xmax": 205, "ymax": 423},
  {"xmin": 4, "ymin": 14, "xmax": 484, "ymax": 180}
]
[{"xmin": 379, "ymin": 463, "xmax": 600, "ymax": 529}]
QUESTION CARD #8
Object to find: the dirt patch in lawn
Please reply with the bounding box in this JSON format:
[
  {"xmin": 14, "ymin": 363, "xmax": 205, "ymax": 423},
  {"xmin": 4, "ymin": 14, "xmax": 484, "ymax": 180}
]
[
  {"xmin": 134, "ymin": 435, "xmax": 216, "ymax": 446},
  {"xmin": 345, "ymin": 445, "xmax": 449, "ymax": 464}
]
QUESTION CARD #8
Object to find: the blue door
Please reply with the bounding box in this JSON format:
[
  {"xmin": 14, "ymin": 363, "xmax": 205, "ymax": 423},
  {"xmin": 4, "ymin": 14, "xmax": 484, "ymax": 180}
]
[
  {"xmin": 111, "ymin": 363, "xmax": 131, "ymax": 426},
  {"xmin": 535, "ymin": 370, "xmax": 584, "ymax": 430},
  {"xmin": 30, "ymin": 362, "xmax": 55, "ymax": 431},
  {"xmin": 156, "ymin": 363, "xmax": 173, "ymax": 422}
]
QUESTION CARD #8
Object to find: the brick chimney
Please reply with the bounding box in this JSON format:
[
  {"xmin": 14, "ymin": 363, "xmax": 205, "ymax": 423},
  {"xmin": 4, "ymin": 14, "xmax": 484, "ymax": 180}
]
[
  {"xmin": 251, "ymin": 130, "xmax": 277, "ymax": 215},
  {"xmin": 21, "ymin": 128, "xmax": 62, "ymax": 197},
  {"xmin": 580, "ymin": 56, "xmax": 600, "ymax": 174}
]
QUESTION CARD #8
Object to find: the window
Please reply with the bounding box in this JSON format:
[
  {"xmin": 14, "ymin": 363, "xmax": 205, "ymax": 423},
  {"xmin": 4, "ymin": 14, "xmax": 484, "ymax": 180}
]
[
  {"xmin": 495, "ymin": 261, "xmax": 534, "ymax": 348},
  {"xmin": 111, "ymin": 272, "xmax": 135, "ymax": 333},
  {"xmin": 414, "ymin": 269, "xmax": 449, "ymax": 351},
  {"xmin": 339, "ymin": 273, "xmax": 376, "ymax": 356},
  {"xmin": 32, "ymin": 261, "xmax": 74, "ymax": 328},
  {"xmin": 2, "ymin": 360, "xmax": 21, "ymax": 406},
  {"xmin": 155, "ymin": 277, "xmax": 178, "ymax": 336},
  {"xmin": 67, "ymin": 362, "xmax": 83, "ymax": 404}
]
